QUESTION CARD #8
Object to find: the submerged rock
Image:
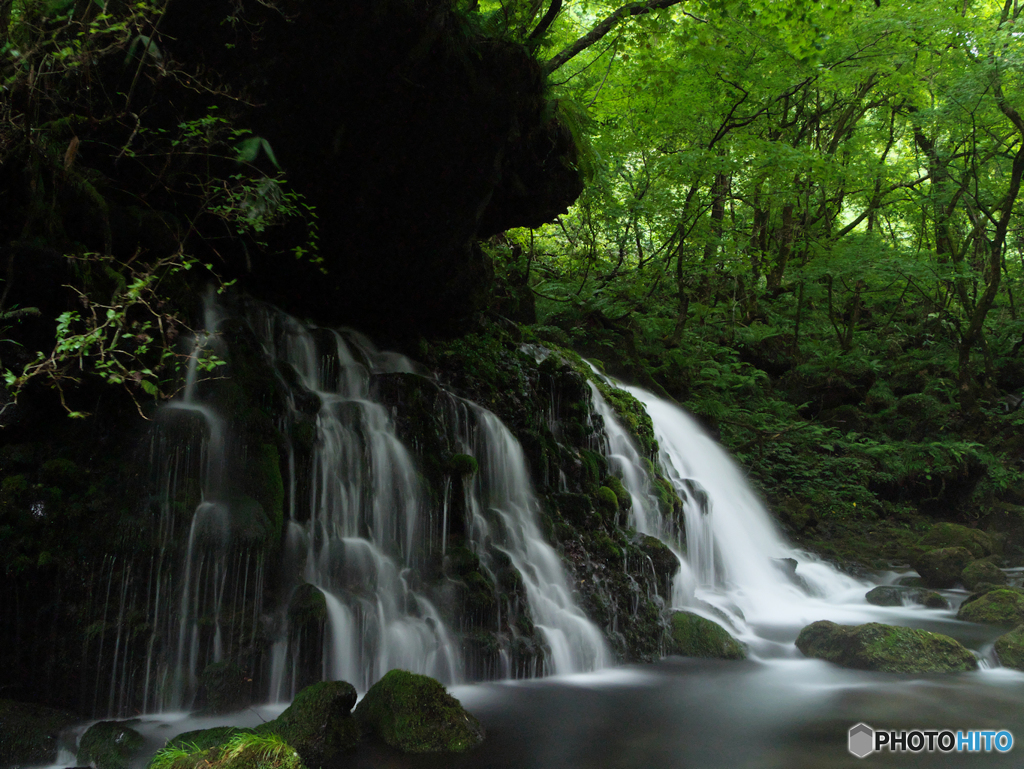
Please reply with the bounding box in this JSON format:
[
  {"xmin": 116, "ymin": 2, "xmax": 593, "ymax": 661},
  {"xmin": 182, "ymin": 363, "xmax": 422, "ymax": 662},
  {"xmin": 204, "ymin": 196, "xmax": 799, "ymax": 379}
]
[
  {"xmin": 354, "ymin": 669, "xmax": 484, "ymax": 753},
  {"xmin": 0, "ymin": 699, "xmax": 80, "ymax": 767},
  {"xmin": 864, "ymin": 585, "xmax": 949, "ymax": 609},
  {"xmin": 960, "ymin": 559, "xmax": 1007, "ymax": 591},
  {"xmin": 77, "ymin": 720, "xmax": 145, "ymax": 769},
  {"xmin": 912, "ymin": 547, "xmax": 974, "ymax": 588},
  {"xmin": 667, "ymin": 612, "xmax": 746, "ymax": 660},
  {"xmin": 994, "ymin": 626, "xmax": 1024, "ymax": 671},
  {"xmin": 259, "ymin": 680, "xmax": 360, "ymax": 766},
  {"xmin": 795, "ymin": 620, "xmax": 977, "ymax": 673},
  {"xmin": 957, "ymin": 589, "xmax": 1024, "ymax": 626}
]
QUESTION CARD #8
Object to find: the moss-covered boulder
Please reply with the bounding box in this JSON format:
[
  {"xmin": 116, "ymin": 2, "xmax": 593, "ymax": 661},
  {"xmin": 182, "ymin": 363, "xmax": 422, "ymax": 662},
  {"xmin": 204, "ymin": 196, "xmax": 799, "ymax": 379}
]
[
  {"xmin": 960, "ymin": 559, "xmax": 1007, "ymax": 591},
  {"xmin": 596, "ymin": 486, "xmax": 619, "ymax": 518},
  {"xmin": 353, "ymin": 670, "xmax": 484, "ymax": 753},
  {"xmin": 994, "ymin": 626, "xmax": 1024, "ymax": 671},
  {"xmin": 0, "ymin": 699, "xmax": 80, "ymax": 767},
  {"xmin": 864, "ymin": 586, "xmax": 949, "ymax": 609},
  {"xmin": 196, "ymin": 661, "xmax": 252, "ymax": 715},
  {"xmin": 912, "ymin": 547, "xmax": 974, "ymax": 588},
  {"xmin": 260, "ymin": 680, "xmax": 360, "ymax": 766},
  {"xmin": 795, "ymin": 620, "xmax": 978, "ymax": 672},
  {"xmin": 957, "ymin": 589, "xmax": 1024, "ymax": 627},
  {"xmin": 78, "ymin": 720, "xmax": 145, "ymax": 769},
  {"xmin": 918, "ymin": 523, "xmax": 993, "ymax": 558},
  {"xmin": 667, "ymin": 612, "xmax": 746, "ymax": 660}
]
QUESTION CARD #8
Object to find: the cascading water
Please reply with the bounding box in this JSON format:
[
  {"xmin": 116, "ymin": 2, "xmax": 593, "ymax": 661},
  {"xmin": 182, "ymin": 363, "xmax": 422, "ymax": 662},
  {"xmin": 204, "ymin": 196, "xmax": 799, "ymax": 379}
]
[
  {"xmin": 237, "ymin": 304, "xmax": 607, "ymax": 699},
  {"xmin": 586, "ymin": 372, "xmax": 874, "ymax": 655}
]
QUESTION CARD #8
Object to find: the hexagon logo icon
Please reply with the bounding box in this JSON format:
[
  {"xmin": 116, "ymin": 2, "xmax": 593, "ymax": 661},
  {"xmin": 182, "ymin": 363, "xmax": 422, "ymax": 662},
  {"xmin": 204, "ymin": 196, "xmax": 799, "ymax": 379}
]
[{"xmin": 849, "ymin": 723, "xmax": 874, "ymax": 758}]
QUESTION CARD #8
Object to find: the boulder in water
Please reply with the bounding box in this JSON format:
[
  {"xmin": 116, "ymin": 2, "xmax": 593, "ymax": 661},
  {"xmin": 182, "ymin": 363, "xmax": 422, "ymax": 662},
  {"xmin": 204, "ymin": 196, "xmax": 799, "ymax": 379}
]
[
  {"xmin": 258, "ymin": 680, "xmax": 360, "ymax": 766},
  {"xmin": 795, "ymin": 620, "xmax": 977, "ymax": 672},
  {"xmin": 994, "ymin": 626, "xmax": 1024, "ymax": 671},
  {"xmin": 354, "ymin": 669, "xmax": 484, "ymax": 753},
  {"xmin": 864, "ymin": 585, "xmax": 949, "ymax": 609},
  {"xmin": 0, "ymin": 699, "xmax": 80, "ymax": 767},
  {"xmin": 957, "ymin": 588, "xmax": 1024, "ymax": 626},
  {"xmin": 667, "ymin": 612, "xmax": 746, "ymax": 660},
  {"xmin": 960, "ymin": 559, "xmax": 1007, "ymax": 590},
  {"xmin": 77, "ymin": 720, "xmax": 145, "ymax": 769},
  {"xmin": 912, "ymin": 547, "xmax": 974, "ymax": 588}
]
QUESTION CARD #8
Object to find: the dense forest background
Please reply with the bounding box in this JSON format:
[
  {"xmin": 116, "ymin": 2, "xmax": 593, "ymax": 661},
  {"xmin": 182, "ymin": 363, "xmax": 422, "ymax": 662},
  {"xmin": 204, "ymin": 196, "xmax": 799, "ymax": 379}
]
[{"xmin": 3, "ymin": 0, "xmax": 1024, "ymax": 653}]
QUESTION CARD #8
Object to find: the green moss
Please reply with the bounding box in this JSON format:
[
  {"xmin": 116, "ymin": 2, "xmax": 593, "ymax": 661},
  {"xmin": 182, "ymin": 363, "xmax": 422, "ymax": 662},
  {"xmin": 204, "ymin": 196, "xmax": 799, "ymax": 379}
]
[
  {"xmin": 448, "ymin": 453, "xmax": 479, "ymax": 477},
  {"xmin": 353, "ymin": 669, "xmax": 483, "ymax": 753},
  {"xmin": 590, "ymin": 530, "xmax": 622, "ymax": 561},
  {"xmin": 288, "ymin": 583, "xmax": 327, "ymax": 628},
  {"xmin": 604, "ymin": 475, "xmax": 630, "ymax": 509},
  {"xmin": 552, "ymin": 492, "xmax": 597, "ymax": 529},
  {"xmin": 668, "ymin": 612, "xmax": 746, "ymax": 660},
  {"xmin": 595, "ymin": 486, "xmax": 618, "ymax": 517},
  {"xmin": 912, "ymin": 547, "xmax": 974, "ymax": 588},
  {"xmin": 957, "ymin": 589, "xmax": 1024, "ymax": 626},
  {"xmin": 795, "ymin": 620, "xmax": 977, "ymax": 673},
  {"xmin": 0, "ymin": 699, "xmax": 80, "ymax": 766},
  {"xmin": 961, "ymin": 559, "xmax": 1007, "ymax": 590},
  {"xmin": 78, "ymin": 720, "xmax": 145, "ymax": 769},
  {"xmin": 995, "ymin": 626, "xmax": 1024, "ymax": 671},
  {"xmin": 258, "ymin": 680, "xmax": 360, "ymax": 766},
  {"xmin": 919, "ymin": 523, "xmax": 993, "ymax": 558},
  {"xmin": 578, "ymin": 449, "xmax": 606, "ymax": 490},
  {"xmin": 595, "ymin": 383, "xmax": 659, "ymax": 461}
]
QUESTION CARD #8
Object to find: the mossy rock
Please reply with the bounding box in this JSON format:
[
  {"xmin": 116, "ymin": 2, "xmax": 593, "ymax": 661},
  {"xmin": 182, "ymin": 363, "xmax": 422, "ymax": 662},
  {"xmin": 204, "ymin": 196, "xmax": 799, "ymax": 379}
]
[
  {"xmin": 552, "ymin": 492, "xmax": 598, "ymax": 529},
  {"xmin": 259, "ymin": 680, "xmax": 360, "ymax": 766},
  {"xmin": 353, "ymin": 670, "xmax": 484, "ymax": 753},
  {"xmin": 918, "ymin": 523, "xmax": 993, "ymax": 558},
  {"xmin": 667, "ymin": 612, "xmax": 746, "ymax": 660},
  {"xmin": 448, "ymin": 453, "xmax": 478, "ymax": 477},
  {"xmin": 0, "ymin": 699, "xmax": 80, "ymax": 766},
  {"xmin": 240, "ymin": 442, "xmax": 285, "ymax": 545},
  {"xmin": 864, "ymin": 586, "xmax": 949, "ymax": 609},
  {"xmin": 957, "ymin": 589, "xmax": 1024, "ymax": 627},
  {"xmin": 605, "ymin": 476, "xmax": 630, "ymax": 509},
  {"xmin": 595, "ymin": 486, "xmax": 619, "ymax": 517},
  {"xmin": 994, "ymin": 626, "xmax": 1024, "ymax": 671},
  {"xmin": 960, "ymin": 559, "xmax": 1007, "ymax": 591},
  {"xmin": 912, "ymin": 547, "xmax": 974, "ymax": 588},
  {"xmin": 197, "ymin": 661, "xmax": 252, "ymax": 715},
  {"xmin": 795, "ymin": 620, "xmax": 977, "ymax": 673},
  {"xmin": 288, "ymin": 583, "xmax": 328, "ymax": 628},
  {"xmin": 637, "ymin": 534, "xmax": 679, "ymax": 586},
  {"xmin": 78, "ymin": 720, "xmax": 145, "ymax": 769}
]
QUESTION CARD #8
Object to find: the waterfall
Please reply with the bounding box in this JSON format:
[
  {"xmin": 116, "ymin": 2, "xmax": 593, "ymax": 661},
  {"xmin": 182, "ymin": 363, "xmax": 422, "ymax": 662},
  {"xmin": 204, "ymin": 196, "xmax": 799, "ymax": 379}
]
[{"xmin": 588, "ymin": 374, "xmax": 863, "ymax": 650}]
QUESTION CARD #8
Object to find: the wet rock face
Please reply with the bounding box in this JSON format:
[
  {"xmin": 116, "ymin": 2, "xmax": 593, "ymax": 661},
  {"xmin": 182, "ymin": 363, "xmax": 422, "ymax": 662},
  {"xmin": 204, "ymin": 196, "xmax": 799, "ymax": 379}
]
[
  {"xmin": 160, "ymin": 0, "xmax": 583, "ymax": 334},
  {"xmin": 795, "ymin": 620, "xmax": 978, "ymax": 673}
]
